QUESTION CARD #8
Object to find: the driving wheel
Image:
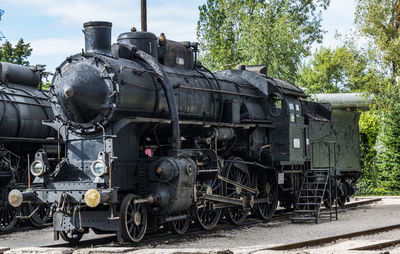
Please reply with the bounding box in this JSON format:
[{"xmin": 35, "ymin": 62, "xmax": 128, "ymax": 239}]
[
  {"xmin": 224, "ymin": 158, "xmax": 250, "ymax": 226},
  {"xmin": 255, "ymin": 171, "xmax": 278, "ymax": 221}
]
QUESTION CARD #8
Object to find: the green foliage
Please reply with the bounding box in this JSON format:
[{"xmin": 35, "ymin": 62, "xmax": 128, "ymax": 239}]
[
  {"xmin": 356, "ymin": 111, "xmax": 380, "ymax": 194},
  {"xmin": 0, "ymin": 39, "xmax": 32, "ymax": 66},
  {"xmin": 41, "ymin": 81, "xmax": 51, "ymax": 90},
  {"xmin": 197, "ymin": 0, "xmax": 330, "ymax": 83},
  {"xmin": 350, "ymin": 0, "xmax": 400, "ymax": 195},
  {"xmin": 355, "ymin": 0, "xmax": 400, "ymax": 79},
  {"xmin": 374, "ymin": 101, "xmax": 400, "ymax": 193},
  {"xmin": 296, "ymin": 0, "xmax": 400, "ymax": 195},
  {"xmin": 297, "ymin": 46, "xmax": 387, "ymax": 94}
]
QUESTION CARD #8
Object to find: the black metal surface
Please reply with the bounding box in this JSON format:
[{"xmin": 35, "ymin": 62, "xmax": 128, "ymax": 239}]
[
  {"xmin": 83, "ymin": 21, "xmax": 112, "ymax": 55},
  {"xmin": 118, "ymin": 31, "xmax": 158, "ymax": 58},
  {"xmin": 0, "ymin": 62, "xmax": 40, "ymax": 87},
  {"xmin": 13, "ymin": 20, "xmax": 362, "ymax": 244},
  {"xmin": 0, "ymin": 61, "xmax": 57, "ymax": 232}
]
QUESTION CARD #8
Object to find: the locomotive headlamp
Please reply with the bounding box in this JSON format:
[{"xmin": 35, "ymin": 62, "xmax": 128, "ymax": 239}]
[
  {"xmin": 8, "ymin": 189, "xmax": 23, "ymax": 208},
  {"xmin": 91, "ymin": 160, "xmax": 107, "ymax": 177},
  {"xmin": 84, "ymin": 189, "xmax": 101, "ymax": 207},
  {"xmin": 30, "ymin": 160, "xmax": 46, "ymax": 177}
]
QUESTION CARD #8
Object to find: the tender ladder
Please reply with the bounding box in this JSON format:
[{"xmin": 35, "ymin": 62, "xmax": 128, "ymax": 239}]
[{"xmin": 292, "ymin": 168, "xmax": 338, "ymax": 223}]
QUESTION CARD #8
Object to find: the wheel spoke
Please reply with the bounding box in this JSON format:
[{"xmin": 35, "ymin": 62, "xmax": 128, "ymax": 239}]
[
  {"xmin": 255, "ymin": 172, "xmax": 278, "ymax": 221},
  {"xmin": 196, "ymin": 179, "xmax": 221, "ymax": 230},
  {"xmin": 120, "ymin": 194, "xmax": 147, "ymax": 242},
  {"xmin": 224, "ymin": 159, "xmax": 250, "ymax": 226},
  {"xmin": 0, "ymin": 201, "xmax": 18, "ymax": 231}
]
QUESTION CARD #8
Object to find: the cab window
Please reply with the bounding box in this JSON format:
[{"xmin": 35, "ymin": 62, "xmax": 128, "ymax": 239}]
[{"xmin": 269, "ymin": 94, "xmax": 283, "ymax": 116}]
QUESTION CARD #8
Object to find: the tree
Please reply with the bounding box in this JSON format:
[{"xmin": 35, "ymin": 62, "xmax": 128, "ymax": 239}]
[
  {"xmin": 355, "ymin": 0, "xmax": 400, "ymax": 84},
  {"xmin": 197, "ymin": 0, "xmax": 330, "ymax": 83},
  {"xmin": 296, "ymin": 46, "xmax": 386, "ymax": 94},
  {"xmin": 351, "ymin": 0, "xmax": 400, "ymax": 194},
  {"xmin": 357, "ymin": 110, "xmax": 381, "ymax": 194},
  {"xmin": 375, "ymin": 101, "xmax": 400, "ymax": 193},
  {"xmin": 0, "ymin": 39, "xmax": 32, "ymax": 66}
]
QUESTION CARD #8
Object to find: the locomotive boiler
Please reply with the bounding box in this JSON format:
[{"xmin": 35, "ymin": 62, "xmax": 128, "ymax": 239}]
[
  {"xmin": 8, "ymin": 21, "xmax": 361, "ymax": 242},
  {"xmin": 0, "ymin": 61, "xmax": 57, "ymax": 230}
]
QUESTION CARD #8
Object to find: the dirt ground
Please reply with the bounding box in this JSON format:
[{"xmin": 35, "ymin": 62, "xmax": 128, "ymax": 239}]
[{"xmin": 1, "ymin": 196, "xmax": 399, "ymax": 254}]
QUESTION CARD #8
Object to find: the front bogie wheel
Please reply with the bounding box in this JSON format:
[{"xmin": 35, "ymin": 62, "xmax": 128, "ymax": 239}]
[
  {"xmin": 26, "ymin": 204, "xmax": 51, "ymax": 227},
  {"xmin": 0, "ymin": 202, "xmax": 19, "ymax": 231},
  {"xmin": 120, "ymin": 194, "xmax": 147, "ymax": 243},
  {"xmin": 59, "ymin": 230, "xmax": 83, "ymax": 244}
]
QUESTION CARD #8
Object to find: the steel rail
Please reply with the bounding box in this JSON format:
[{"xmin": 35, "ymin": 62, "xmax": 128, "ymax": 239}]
[
  {"xmin": 340, "ymin": 197, "xmax": 382, "ymax": 208},
  {"xmin": 264, "ymin": 224, "xmax": 400, "ymax": 251},
  {"xmin": 350, "ymin": 239, "xmax": 400, "ymax": 250}
]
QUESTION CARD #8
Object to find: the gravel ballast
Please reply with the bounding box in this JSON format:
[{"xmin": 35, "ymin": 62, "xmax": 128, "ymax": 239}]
[{"xmin": 0, "ymin": 196, "xmax": 399, "ymax": 253}]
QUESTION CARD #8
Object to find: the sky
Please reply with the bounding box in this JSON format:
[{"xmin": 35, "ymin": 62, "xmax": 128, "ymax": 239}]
[{"xmin": 0, "ymin": 0, "xmax": 357, "ymax": 73}]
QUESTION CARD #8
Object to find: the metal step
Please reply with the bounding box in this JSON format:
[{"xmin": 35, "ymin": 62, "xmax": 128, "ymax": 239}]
[
  {"xmin": 293, "ymin": 158, "xmax": 337, "ymax": 224},
  {"xmin": 294, "ymin": 210, "xmax": 316, "ymax": 213},
  {"xmin": 310, "ymin": 168, "xmax": 331, "ymax": 171},
  {"xmin": 292, "ymin": 217, "xmax": 316, "ymax": 221},
  {"xmin": 306, "ymin": 177, "xmax": 328, "ymax": 180},
  {"xmin": 300, "ymin": 189, "xmax": 325, "ymax": 192},
  {"xmin": 296, "ymin": 202, "xmax": 321, "ymax": 206}
]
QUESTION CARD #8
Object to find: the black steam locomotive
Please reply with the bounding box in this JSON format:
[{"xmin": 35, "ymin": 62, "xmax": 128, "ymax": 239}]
[
  {"xmin": 8, "ymin": 21, "xmax": 360, "ymax": 242},
  {"xmin": 0, "ymin": 61, "xmax": 57, "ymax": 230}
]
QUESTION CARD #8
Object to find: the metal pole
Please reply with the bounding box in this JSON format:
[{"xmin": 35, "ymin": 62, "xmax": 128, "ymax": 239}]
[
  {"xmin": 141, "ymin": 0, "xmax": 147, "ymax": 32},
  {"xmin": 27, "ymin": 154, "xmax": 31, "ymax": 190}
]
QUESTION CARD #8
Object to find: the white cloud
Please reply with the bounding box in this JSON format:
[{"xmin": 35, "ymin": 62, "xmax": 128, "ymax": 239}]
[
  {"xmin": 30, "ymin": 37, "xmax": 83, "ymax": 56},
  {"xmin": 3, "ymin": 0, "xmax": 138, "ymax": 26},
  {"xmin": 319, "ymin": 0, "xmax": 357, "ymax": 48},
  {"xmin": 2, "ymin": 0, "xmax": 198, "ymax": 30},
  {"xmin": 3, "ymin": 0, "xmax": 200, "ymax": 55},
  {"xmin": 16, "ymin": 0, "xmax": 200, "ymax": 71}
]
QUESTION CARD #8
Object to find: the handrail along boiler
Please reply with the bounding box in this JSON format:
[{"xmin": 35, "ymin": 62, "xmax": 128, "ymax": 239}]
[{"xmin": 8, "ymin": 21, "xmax": 361, "ymax": 242}]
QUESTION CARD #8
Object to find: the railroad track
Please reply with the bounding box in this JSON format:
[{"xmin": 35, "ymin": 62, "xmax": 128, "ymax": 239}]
[
  {"xmin": 0, "ymin": 223, "xmax": 51, "ymax": 236},
  {"xmin": 257, "ymin": 224, "xmax": 400, "ymax": 251},
  {"xmin": 43, "ymin": 197, "xmax": 382, "ymax": 249},
  {"xmin": 351, "ymin": 238, "xmax": 400, "ymax": 251}
]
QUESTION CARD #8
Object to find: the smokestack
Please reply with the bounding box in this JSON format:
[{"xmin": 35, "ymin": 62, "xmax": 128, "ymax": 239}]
[
  {"xmin": 141, "ymin": 0, "xmax": 147, "ymax": 32},
  {"xmin": 83, "ymin": 21, "xmax": 112, "ymax": 55}
]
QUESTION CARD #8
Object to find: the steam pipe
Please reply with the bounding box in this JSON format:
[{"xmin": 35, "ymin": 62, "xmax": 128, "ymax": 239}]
[
  {"xmin": 132, "ymin": 48, "xmax": 181, "ymax": 155},
  {"xmin": 312, "ymin": 93, "xmax": 374, "ymax": 110}
]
